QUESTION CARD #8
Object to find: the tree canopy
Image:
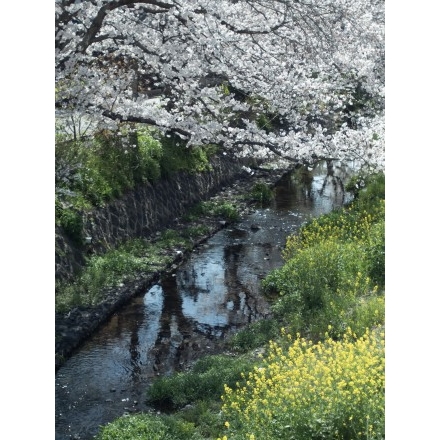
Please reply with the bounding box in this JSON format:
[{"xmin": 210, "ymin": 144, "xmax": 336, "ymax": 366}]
[{"xmin": 55, "ymin": 0, "xmax": 385, "ymax": 169}]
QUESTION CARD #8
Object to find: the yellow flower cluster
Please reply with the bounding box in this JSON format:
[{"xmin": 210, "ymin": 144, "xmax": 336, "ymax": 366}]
[
  {"xmin": 221, "ymin": 328, "xmax": 385, "ymax": 439},
  {"xmin": 283, "ymin": 200, "xmax": 385, "ymax": 260}
]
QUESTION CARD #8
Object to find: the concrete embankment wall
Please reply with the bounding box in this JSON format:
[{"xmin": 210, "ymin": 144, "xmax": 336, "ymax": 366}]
[{"xmin": 55, "ymin": 154, "xmax": 247, "ymax": 281}]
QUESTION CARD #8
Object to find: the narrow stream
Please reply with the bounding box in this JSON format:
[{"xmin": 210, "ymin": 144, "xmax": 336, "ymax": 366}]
[{"xmin": 55, "ymin": 160, "xmax": 358, "ymax": 440}]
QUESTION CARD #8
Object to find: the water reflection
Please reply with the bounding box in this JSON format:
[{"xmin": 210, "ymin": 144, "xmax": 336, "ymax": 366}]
[
  {"xmin": 55, "ymin": 160, "xmax": 359, "ymax": 440},
  {"xmin": 274, "ymin": 160, "xmax": 354, "ymax": 214}
]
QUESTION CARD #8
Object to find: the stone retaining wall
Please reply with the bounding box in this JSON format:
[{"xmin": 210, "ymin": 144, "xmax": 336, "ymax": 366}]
[{"xmin": 55, "ymin": 154, "xmax": 246, "ymax": 281}]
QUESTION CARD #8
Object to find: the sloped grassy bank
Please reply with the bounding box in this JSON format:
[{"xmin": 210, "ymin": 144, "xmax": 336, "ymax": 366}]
[
  {"xmin": 55, "ymin": 164, "xmax": 290, "ymax": 370},
  {"xmin": 94, "ymin": 172, "xmax": 385, "ymax": 440}
]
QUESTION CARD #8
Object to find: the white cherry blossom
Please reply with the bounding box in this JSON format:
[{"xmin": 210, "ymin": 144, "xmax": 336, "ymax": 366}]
[{"xmin": 56, "ymin": 0, "xmax": 385, "ymax": 170}]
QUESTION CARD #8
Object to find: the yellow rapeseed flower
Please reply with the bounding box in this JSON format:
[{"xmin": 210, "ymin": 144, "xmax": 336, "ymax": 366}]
[{"xmin": 221, "ymin": 329, "xmax": 384, "ymax": 439}]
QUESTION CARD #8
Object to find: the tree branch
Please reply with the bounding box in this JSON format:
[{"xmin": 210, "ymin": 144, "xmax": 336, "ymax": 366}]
[
  {"xmin": 77, "ymin": 0, "xmax": 174, "ymax": 53},
  {"xmin": 101, "ymin": 108, "xmax": 192, "ymax": 138}
]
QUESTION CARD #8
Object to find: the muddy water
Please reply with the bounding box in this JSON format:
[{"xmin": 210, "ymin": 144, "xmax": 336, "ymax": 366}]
[{"xmin": 55, "ymin": 160, "xmax": 358, "ymax": 440}]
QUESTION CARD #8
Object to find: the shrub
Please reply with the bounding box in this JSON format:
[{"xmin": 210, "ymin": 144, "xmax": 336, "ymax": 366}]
[
  {"xmin": 184, "ymin": 201, "xmax": 216, "ymax": 221},
  {"xmin": 137, "ymin": 127, "xmax": 163, "ymax": 182},
  {"xmin": 181, "ymin": 225, "xmax": 211, "ymax": 240},
  {"xmin": 282, "ymin": 202, "xmax": 384, "ymax": 261},
  {"xmin": 348, "ymin": 294, "xmax": 385, "ymax": 337},
  {"xmin": 160, "ymin": 417, "xmax": 202, "ymax": 440}
]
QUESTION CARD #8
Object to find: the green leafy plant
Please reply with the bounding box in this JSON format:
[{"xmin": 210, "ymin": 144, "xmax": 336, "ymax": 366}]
[
  {"xmin": 247, "ymin": 182, "xmax": 273, "ymax": 206},
  {"xmin": 55, "ymin": 233, "xmax": 191, "ymax": 312},
  {"xmin": 55, "ymin": 124, "xmax": 218, "ymax": 217},
  {"xmin": 182, "ymin": 225, "xmax": 211, "ymax": 239},
  {"xmin": 58, "ymin": 208, "xmax": 83, "ymax": 244},
  {"xmin": 227, "ymin": 318, "xmax": 279, "ymax": 352},
  {"xmin": 92, "ymin": 170, "xmax": 385, "ymax": 440},
  {"xmin": 158, "ymin": 133, "xmax": 215, "ymax": 177},
  {"xmin": 96, "ymin": 404, "xmax": 222, "ymax": 440},
  {"xmin": 184, "ymin": 201, "xmax": 239, "ymax": 222},
  {"xmin": 96, "ymin": 414, "xmax": 169, "ymax": 440},
  {"xmin": 212, "ymin": 203, "xmax": 239, "ymax": 221},
  {"xmin": 264, "ymin": 172, "xmax": 385, "ymax": 340},
  {"xmin": 146, "ymin": 354, "xmax": 254, "ymax": 409},
  {"xmin": 346, "ymin": 171, "xmax": 385, "ymax": 206},
  {"xmin": 173, "ymin": 400, "xmax": 224, "ymax": 439}
]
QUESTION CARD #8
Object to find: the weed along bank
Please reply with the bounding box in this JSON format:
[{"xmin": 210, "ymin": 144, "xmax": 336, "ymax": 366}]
[
  {"xmin": 56, "ymin": 152, "xmax": 293, "ymax": 369},
  {"xmin": 55, "ymin": 1, "xmax": 385, "ymax": 437},
  {"xmin": 55, "ymin": 160, "xmax": 382, "ymax": 440}
]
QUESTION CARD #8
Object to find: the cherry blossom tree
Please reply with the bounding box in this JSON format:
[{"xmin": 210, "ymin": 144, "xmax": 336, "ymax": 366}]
[{"xmin": 55, "ymin": 0, "xmax": 385, "ymax": 169}]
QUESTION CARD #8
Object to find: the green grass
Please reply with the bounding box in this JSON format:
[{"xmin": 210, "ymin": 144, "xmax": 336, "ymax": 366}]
[
  {"xmin": 55, "ymin": 226, "xmax": 210, "ymax": 312},
  {"xmin": 184, "ymin": 201, "xmax": 239, "ymax": 222},
  {"xmin": 245, "ymin": 182, "xmax": 274, "ymax": 206},
  {"xmin": 96, "ymin": 404, "xmax": 224, "ymax": 440},
  {"xmin": 145, "ymin": 354, "xmax": 255, "ymax": 409},
  {"xmin": 76, "ymin": 171, "xmax": 385, "ymax": 440},
  {"xmin": 263, "ymin": 173, "xmax": 385, "ymax": 341},
  {"xmin": 96, "ymin": 414, "xmax": 170, "ymax": 440},
  {"xmin": 226, "ymin": 318, "xmax": 279, "ymax": 352}
]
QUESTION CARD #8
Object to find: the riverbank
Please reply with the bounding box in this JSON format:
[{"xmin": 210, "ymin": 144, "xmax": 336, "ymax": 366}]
[
  {"xmin": 55, "ymin": 160, "xmax": 294, "ymax": 370},
  {"xmin": 69, "ymin": 169, "xmax": 384, "ymax": 440}
]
